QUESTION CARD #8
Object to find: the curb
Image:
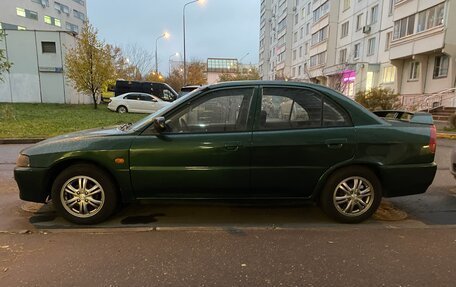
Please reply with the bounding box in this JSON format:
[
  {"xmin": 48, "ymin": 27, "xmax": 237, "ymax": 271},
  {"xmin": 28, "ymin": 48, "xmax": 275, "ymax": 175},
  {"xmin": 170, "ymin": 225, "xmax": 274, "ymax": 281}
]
[
  {"xmin": 0, "ymin": 138, "xmax": 45, "ymax": 144},
  {"xmin": 437, "ymin": 133, "xmax": 456, "ymax": 140}
]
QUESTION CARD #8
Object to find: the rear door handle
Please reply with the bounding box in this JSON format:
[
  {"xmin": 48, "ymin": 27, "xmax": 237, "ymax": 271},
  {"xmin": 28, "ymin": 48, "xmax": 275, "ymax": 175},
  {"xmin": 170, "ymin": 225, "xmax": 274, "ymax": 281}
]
[
  {"xmin": 325, "ymin": 138, "xmax": 347, "ymax": 149},
  {"xmin": 224, "ymin": 142, "xmax": 241, "ymax": 151}
]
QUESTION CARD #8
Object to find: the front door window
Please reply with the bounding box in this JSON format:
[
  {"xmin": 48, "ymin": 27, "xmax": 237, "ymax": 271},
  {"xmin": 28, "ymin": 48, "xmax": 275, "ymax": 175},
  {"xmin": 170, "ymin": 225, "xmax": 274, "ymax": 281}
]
[{"xmin": 166, "ymin": 88, "xmax": 254, "ymax": 133}]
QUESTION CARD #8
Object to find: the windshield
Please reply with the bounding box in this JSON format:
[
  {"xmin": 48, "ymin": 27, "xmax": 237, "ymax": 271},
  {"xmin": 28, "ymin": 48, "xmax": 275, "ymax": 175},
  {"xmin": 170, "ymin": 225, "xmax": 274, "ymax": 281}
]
[{"xmin": 128, "ymin": 87, "xmax": 204, "ymax": 131}]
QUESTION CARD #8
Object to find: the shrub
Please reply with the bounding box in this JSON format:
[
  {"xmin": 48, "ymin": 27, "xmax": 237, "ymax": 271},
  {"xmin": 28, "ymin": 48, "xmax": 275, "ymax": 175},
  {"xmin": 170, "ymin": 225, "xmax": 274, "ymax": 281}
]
[{"xmin": 354, "ymin": 87, "xmax": 401, "ymax": 111}]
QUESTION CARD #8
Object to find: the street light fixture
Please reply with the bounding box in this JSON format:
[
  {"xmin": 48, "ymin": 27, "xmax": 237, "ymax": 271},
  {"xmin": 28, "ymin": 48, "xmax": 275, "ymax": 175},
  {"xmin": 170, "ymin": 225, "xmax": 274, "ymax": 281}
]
[
  {"xmin": 183, "ymin": 0, "xmax": 205, "ymax": 85},
  {"xmin": 155, "ymin": 32, "xmax": 170, "ymax": 73}
]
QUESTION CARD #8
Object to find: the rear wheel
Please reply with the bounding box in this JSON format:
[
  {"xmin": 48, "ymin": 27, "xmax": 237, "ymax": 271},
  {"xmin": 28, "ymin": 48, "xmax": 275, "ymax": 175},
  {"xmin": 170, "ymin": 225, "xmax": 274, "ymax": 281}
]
[
  {"xmin": 117, "ymin": 106, "xmax": 128, "ymax": 113},
  {"xmin": 51, "ymin": 164, "xmax": 118, "ymax": 225},
  {"xmin": 320, "ymin": 166, "xmax": 382, "ymax": 223}
]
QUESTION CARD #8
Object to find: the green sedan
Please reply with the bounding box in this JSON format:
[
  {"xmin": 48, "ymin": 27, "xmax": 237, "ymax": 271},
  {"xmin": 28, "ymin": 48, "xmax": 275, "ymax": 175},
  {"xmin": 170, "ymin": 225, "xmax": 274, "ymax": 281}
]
[{"xmin": 14, "ymin": 81, "xmax": 437, "ymax": 224}]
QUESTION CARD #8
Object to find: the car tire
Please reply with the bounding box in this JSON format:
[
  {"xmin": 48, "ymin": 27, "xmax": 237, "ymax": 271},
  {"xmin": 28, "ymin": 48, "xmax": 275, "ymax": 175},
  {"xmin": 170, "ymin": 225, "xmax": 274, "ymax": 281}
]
[
  {"xmin": 117, "ymin": 106, "xmax": 128, "ymax": 113},
  {"xmin": 320, "ymin": 166, "xmax": 382, "ymax": 224},
  {"xmin": 51, "ymin": 164, "xmax": 118, "ymax": 225}
]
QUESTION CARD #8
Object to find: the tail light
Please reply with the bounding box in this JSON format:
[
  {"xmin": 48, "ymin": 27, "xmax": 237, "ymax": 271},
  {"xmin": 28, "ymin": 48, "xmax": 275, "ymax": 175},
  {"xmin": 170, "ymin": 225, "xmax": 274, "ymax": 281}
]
[{"xmin": 429, "ymin": 124, "xmax": 436, "ymax": 154}]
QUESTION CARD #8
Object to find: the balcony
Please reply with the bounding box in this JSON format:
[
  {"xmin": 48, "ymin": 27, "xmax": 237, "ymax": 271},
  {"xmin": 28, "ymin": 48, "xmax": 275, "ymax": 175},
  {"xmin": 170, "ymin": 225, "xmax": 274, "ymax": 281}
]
[{"xmin": 390, "ymin": 25, "xmax": 445, "ymax": 60}]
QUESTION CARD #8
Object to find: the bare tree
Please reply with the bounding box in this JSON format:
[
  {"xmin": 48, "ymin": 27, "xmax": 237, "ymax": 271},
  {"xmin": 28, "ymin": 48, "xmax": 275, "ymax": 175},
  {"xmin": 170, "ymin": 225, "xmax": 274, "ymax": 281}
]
[{"xmin": 122, "ymin": 44, "xmax": 155, "ymax": 78}]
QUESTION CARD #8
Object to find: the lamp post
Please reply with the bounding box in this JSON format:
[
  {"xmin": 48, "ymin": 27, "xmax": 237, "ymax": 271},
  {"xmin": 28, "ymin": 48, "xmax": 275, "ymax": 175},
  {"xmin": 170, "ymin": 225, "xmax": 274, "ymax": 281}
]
[
  {"xmin": 155, "ymin": 32, "xmax": 170, "ymax": 74},
  {"xmin": 168, "ymin": 52, "xmax": 180, "ymax": 75},
  {"xmin": 183, "ymin": 0, "xmax": 205, "ymax": 86}
]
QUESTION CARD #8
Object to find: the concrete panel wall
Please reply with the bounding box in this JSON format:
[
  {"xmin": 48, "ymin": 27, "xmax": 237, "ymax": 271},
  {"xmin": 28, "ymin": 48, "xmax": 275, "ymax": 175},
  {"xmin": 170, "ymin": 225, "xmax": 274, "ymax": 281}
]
[{"xmin": 5, "ymin": 30, "xmax": 41, "ymax": 103}]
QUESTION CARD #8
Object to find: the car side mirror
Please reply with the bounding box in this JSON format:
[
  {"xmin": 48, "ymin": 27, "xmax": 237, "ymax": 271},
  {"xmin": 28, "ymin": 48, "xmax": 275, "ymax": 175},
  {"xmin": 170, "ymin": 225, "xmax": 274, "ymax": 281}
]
[{"xmin": 153, "ymin": 117, "xmax": 166, "ymax": 133}]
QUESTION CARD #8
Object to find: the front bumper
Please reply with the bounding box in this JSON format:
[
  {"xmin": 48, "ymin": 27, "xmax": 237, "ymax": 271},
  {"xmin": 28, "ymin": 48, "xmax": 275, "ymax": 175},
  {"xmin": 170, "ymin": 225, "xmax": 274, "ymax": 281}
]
[{"xmin": 14, "ymin": 167, "xmax": 50, "ymax": 203}]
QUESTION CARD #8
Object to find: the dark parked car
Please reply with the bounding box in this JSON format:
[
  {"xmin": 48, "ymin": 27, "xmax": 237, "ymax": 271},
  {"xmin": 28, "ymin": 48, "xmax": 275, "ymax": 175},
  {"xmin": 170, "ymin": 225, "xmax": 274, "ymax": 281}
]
[
  {"xmin": 178, "ymin": 85, "xmax": 201, "ymax": 98},
  {"xmin": 115, "ymin": 80, "xmax": 178, "ymax": 102},
  {"xmin": 15, "ymin": 81, "xmax": 437, "ymax": 224}
]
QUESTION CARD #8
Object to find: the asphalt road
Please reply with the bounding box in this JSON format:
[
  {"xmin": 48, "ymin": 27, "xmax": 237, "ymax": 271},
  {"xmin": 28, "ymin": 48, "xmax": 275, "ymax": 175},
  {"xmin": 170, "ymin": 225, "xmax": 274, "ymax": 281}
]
[{"xmin": 0, "ymin": 140, "xmax": 455, "ymax": 286}]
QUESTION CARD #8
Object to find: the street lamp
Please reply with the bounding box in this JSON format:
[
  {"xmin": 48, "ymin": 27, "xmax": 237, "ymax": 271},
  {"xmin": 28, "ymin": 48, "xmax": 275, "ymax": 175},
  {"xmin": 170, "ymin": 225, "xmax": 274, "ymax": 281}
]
[
  {"xmin": 169, "ymin": 52, "xmax": 180, "ymax": 74},
  {"xmin": 155, "ymin": 32, "xmax": 170, "ymax": 73},
  {"xmin": 183, "ymin": 0, "xmax": 205, "ymax": 85}
]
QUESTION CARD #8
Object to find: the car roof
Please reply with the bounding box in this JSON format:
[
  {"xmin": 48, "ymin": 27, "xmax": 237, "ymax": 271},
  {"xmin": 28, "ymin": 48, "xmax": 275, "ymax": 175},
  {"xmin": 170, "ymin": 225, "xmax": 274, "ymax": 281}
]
[{"xmin": 208, "ymin": 80, "xmax": 325, "ymax": 90}]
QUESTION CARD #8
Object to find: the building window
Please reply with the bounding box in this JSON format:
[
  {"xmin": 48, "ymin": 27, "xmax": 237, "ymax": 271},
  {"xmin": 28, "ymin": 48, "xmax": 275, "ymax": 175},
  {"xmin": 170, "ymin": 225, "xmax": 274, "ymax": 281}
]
[
  {"xmin": 408, "ymin": 62, "xmax": 420, "ymax": 80},
  {"xmin": 388, "ymin": 0, "xmax": 394, "ymax": 16},
  {"xmin": 41, "ymin": 41, "xmax": 56, "ymax": 53},
  {"xmin": 292, "ymin": 67, "xmax": 296, "ymax": 77},
  {"xmin": 300, "ymin": 27, "xmax": 304, "ymax": 39},
  {"xmin": 393, "ymin": 15, "xmax": 415, "ymax": 39},
  {"xmin": 385, "ymin": 32, "xmax": 392, "ymax": 51},
  {"xmin": 294, "ymin": 31, "xmax": 298, "ymax": 43},
  {"xmin": 55, "ymin": 2, "xmax": 70, "ymax": 15},
  {"xmin": 298, "ymin": 65, "xmax": 302, "ymax": 75},
  {"xmin": 72, "ymin": 0, "xmax": 85, "ymax": 5},
  {"xmin": 353, "ymin": 43, "xmax": 360, "ymax": 59},
  {"xmin": 356, "ymin": 13, "xmax": 363, "ymax": 31},
  {"xmin": 382, "ymin": 66, "xmax": 396, "ymax": 83},
  {"xmin": 367, "ymin": 38, "xmax": 376, "ymax": 55},
  {"xmin": 371, "ymin": 5, "xmax": 378, "ymax": 24},
  {"xmin": 433, "ymin": 55, "xmax": 449, "ymax": 78},
  {"xmin": 306, "ymin": 23, "xmax": 310, "ymax": 35},
  {"xmin": 44, "ymin": 15, "xmax": 61, "ymax": 27},
  {"xmin": 293, "ymin": 49, "xmax": 297, "ymax": 61},
  {"xmin": 339, "ymin": 49, "xmax": 347, "ymax": 64},
  {"xmin": 277, "ymin": 17, "xmax": 287, "ymax": 32},
  {"xmin": 343, "ymin": 0, "xmax": 350, "ymax": 10},
  {"xmin": 341, "ymin": 21, "xmax": 349, "ymax": 38},
  {"xmin": 313, "ymin": 1, "xmax": 330, "ymax": 23},
  {"xmin": 311, "ymin": 26, "xmax": 328, "ymax": 46},
  {"xmin": 66, "ymin": 22, "xmax": 79, "ymax": 33},
  {"xmin": 299, "ymin": 46, "xmax": 302, "ymax": 58},
  {"xmin": 310, "ymin": 51, "xmax": 326, "ymax": 67},
  {"xmin": 16, "ymin": 7, "xmax": 38, "ymax": 20},
  {"xmin": 295, "ymin": 14, "xmax": 299, "ymax": 25},
  {"xmin": 31, "ymin": 0, "xmax": 50, "ymax": 7},
  {"xmin": 73, "ymin": 10, "xmax": 86, "ymax": 21}
]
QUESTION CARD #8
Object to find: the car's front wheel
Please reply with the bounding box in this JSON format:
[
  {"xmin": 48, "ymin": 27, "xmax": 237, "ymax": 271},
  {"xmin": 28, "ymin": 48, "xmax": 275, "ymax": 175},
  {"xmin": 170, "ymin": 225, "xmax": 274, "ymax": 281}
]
[
  {"xmin": 320, "ymin": 166, "xmax": 382, "ymax": 223},
  {"xmin": 51, "ymin": 164, "xmax": 118, "ymax": 225}
]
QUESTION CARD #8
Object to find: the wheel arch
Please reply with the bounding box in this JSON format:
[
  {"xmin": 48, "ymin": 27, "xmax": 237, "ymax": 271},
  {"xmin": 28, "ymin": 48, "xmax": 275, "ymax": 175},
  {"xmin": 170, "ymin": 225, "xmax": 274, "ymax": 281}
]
[
  {"xmin": 45, "ymin": 158, "xmax": 125, "ymax": 203},
  {"xmin": 312, "ymin": 162, "xmax": 383, "ymax": 200}
]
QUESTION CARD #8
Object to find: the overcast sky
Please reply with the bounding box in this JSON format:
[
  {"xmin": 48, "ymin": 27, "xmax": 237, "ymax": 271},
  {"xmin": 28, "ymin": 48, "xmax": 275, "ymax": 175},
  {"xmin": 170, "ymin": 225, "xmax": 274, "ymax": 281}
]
[{"xmin": 87, "ymin": 0, "xmax": 261, "ymax": 74}]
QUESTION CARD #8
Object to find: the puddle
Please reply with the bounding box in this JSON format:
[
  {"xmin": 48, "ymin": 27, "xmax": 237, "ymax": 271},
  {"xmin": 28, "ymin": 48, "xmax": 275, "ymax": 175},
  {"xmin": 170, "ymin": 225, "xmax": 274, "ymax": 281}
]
[{"xmin": 121, "ymin": 213, "xmax": 166, "ymax": 225}]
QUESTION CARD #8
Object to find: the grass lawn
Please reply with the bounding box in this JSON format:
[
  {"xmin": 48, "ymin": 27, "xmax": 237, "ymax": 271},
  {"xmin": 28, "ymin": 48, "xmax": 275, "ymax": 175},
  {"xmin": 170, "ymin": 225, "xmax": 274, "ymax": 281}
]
[{"xmin": 0, "ymin": 103, "xmax": 145, "ymax": 138}]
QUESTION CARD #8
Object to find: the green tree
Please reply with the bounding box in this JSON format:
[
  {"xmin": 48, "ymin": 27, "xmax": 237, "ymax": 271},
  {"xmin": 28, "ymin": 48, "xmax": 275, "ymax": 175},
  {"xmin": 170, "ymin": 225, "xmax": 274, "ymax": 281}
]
[
  {"xmin": 0, "ymin": 30, "xmax": 12, "ymax": 82},
  {"xmin": 65, "ymin": 23, "xmax": 115, "ymax": 109},
  {"xmin": 355, "ymin": 87, "xmax": 401, "ymax": 111},
  {"xmin": 218, "ymin": 67, "xmax": 260, "ymax": 82}
]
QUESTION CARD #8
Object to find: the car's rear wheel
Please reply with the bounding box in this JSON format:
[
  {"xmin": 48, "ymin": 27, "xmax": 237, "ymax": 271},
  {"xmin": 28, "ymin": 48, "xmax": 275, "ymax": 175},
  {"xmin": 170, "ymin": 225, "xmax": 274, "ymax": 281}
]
[
  {"xmin": 117, "ymin": 106, "xmax": 128, "ymax": 113},
  {"xmin": 320, "ymin": 166, "xmax": 382, "ymax": 223},
  {"xmin": 51, "ymin": 164, "xmax": 118, "ymax": 225}
]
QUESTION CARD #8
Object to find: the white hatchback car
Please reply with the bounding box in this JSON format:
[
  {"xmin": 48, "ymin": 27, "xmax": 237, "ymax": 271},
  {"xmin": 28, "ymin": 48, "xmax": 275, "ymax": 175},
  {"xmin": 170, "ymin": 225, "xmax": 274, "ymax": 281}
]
[{"xmin": 108, "ymin": 92, "xmax": 171, "ymax": 114}]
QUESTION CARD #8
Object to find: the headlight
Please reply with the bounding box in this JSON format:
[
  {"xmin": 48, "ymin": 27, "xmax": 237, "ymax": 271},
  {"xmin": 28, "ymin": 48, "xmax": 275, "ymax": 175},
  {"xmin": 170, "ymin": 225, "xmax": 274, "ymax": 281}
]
[{"xmin": 16, "ymin": 154, "xmax": 30, "ymax": 167}]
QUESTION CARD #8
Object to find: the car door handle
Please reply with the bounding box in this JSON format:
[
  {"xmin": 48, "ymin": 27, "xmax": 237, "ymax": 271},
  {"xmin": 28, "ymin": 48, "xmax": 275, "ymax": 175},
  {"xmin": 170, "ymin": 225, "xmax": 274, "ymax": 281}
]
[
  {"xmin": 224, "ymin": 142, "xmax": 241, "ymax": 151},
  {"xmin": 325, "ymin": 138, "xmax": 347, "ymax": 149}
]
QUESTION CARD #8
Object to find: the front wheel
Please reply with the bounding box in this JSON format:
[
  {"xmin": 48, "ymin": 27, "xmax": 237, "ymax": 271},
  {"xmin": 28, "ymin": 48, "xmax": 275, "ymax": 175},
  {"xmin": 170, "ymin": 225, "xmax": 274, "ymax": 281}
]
[
  {"xmin": 320, "ymin": 166, "xmax": 382, "ymax": 223},
  {"xmin": 117, "ymin": 106, "xmax": 128, "ymax": 113},
  {"xmin": 51, "ymin": 164, "xmax": 118, "ymax": 225}
]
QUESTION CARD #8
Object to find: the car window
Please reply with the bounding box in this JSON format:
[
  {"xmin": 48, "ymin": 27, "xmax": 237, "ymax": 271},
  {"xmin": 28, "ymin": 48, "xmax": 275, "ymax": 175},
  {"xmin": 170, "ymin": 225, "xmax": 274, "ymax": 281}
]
[
  {"xmin": 165, "ymin": 88, "xmax": 254, "ymax": 134},
  {"xmin": 124, "ymin": 94, "xmax": 140, "ymax": 100},
  {"xmin": 259, "ymin": 88, "xmax": 322, "ymax": 130},
  {"xmin": 322, "ymin": 100, "xmax": 351, "ymax": 127}
]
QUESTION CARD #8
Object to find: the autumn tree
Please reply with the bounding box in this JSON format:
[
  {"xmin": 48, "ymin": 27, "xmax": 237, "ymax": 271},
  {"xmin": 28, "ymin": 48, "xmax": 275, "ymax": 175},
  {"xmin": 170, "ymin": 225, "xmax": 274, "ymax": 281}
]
[
  {"xmin": 144, "ymin": 71, "xmax": 165, "ymax": 83},
  {"xmin": 355, "ymin": 87, "xmax": 401, "ymax": 111},
  {"xmin": 65, "ymin": 22, "xmax": 115, "ymax": 109},
  {"xmin": 108, "ymin": 45, "xmax": 137, "ymax": 80},
  {"xmin": 218, "ymin": 67, "xmax": 260, "ymax": 82},
  {"xmin": 165, "ymin": 61, "xmax": 207, "ymax": 92},
  {"xmin": 0, "ymin": 30, "xmax": 12, "ymax": 82},
  {"xmin": 123, "ymin": 44, "xmax": 155, "ymax": 79}
]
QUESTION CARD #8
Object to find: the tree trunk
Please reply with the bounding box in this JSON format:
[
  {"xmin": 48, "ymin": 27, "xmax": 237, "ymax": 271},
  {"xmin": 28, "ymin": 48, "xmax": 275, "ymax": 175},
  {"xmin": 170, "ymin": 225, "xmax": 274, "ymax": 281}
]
[{"xmin": 92, "ymin": 92, "xmax": 98, "ymax": 109}]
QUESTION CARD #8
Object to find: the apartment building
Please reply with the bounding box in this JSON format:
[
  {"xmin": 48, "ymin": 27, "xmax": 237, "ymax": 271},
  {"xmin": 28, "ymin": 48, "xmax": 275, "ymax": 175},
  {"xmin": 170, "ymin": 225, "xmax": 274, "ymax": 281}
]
[
  {"xmin": 259, "ymin": 0, "xmax": 295, "ymax": 80},
  {"xmin": 259, "ymin": 0, "xmax": 456, "ymax": 106},
  {"xmin": 0, "ymin": 0, "xmax": 87, "ymax": 33},
  {"xmin": 390, "ymin": 0, "xmax": 455, "ymax": 108}
]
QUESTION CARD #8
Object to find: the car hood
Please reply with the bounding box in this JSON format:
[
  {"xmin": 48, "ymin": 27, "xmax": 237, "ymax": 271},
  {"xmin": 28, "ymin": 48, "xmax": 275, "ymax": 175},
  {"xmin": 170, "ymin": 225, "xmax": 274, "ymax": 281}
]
[{"xmin": 21, "ymin": 126, "xmax": 134, "ymax": 156}]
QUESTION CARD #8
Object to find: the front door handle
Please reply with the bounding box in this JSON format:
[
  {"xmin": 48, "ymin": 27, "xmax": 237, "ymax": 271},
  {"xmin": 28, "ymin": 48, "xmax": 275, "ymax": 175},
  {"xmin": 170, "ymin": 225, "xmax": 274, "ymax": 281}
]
[{"xmin": 325, "ymin": 138, "xmax": 347, "ymax": 149}]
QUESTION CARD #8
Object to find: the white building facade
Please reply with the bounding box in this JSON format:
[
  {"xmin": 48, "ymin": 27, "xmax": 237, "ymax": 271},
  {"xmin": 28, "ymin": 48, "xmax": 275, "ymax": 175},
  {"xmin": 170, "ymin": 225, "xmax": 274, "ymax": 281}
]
[
  {"xmin": 0, "ymin": 30, "xmax": 88, "ymax": 104},
  {"xmin": 259, "ymin": 0, "xmax": 456, "ymax": 107},
  {"xmin": 0, "ymin": 0, "xmax": 87, "ymax": 33}
]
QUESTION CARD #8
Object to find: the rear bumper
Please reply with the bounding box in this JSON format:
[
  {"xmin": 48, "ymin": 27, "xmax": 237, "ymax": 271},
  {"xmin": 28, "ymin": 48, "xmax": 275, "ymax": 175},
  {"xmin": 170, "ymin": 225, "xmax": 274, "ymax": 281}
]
[
  {"xmin": 14, "ymin": 167, "xmax": 50, "ymax": 203},
  {"xmin": 379, "ymin": 163, "xmax": 437, "ymax": 197}
]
